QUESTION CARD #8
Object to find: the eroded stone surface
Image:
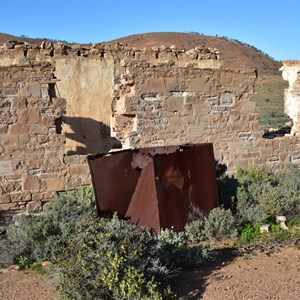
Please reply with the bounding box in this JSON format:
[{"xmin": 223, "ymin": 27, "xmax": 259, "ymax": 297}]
[
  {"xmin": 0, "ymin": 41, "xmax": 300, "ymax": 216},
  {"xmin": 281, "ymin": 60, "xmax": 300, "ymax": 135}
]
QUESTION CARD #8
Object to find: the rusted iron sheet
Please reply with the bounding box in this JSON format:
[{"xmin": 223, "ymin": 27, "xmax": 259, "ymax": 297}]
[
  {"xmin": 88, "ymin": 151, "xmax": 140, "ymax": 216},
  {"xmin": 87, "ymin": 144, "xmax": 219, "ymax": 233}
]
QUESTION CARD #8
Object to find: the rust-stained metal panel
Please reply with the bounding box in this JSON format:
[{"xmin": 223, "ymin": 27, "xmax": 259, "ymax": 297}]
[
  {"xmin": 87, "ymin": 144, "xmax": 219, "ymax": 233},
  {"xmin": 154, "ymin": 144, "xmax": 219, "ymax": 231},
  {"xmin": 126, "ymin": 161, "xmax": 161, "ymax": 234},
  {"xmin": 87, "ymin": 151, "xmax": 140, "ymax": 216}
]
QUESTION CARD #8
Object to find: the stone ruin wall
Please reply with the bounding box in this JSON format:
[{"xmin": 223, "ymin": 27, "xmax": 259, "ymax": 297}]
[
  {"xmin": 281, "ymin": 61, "xmax": 300, "ymax": 136},
  {"xmin": 0, "ymin": 41, "xmax": 300, "ymax": 219}
]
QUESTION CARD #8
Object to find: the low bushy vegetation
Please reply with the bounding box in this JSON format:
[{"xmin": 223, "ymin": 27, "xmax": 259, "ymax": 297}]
[
  {"xmin": 1, "ymin": 164, "xmax": 299, "ymax": 298},
  {"xmin": 0, "ymin": 187, "xmax": 212, "ymax": 299},
  {"xmin": 0, "ymin": 187, "xmax": 96, "ymax": 267}
]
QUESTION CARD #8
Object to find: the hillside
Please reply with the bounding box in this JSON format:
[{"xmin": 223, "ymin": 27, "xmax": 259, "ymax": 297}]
[{"xmin": 108, "ymin": 32, "xmax": 281, "ymax": 75}]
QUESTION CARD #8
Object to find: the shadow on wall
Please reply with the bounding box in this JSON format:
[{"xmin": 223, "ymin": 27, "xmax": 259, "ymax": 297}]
[{"xmin": 62, "ymin": 116, "xmax": 121, "ymax": 155}]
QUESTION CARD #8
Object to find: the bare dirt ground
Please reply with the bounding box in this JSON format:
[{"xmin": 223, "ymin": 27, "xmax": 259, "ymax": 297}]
[{"xmin": 0, "ymin": 243, "xmax": 299, "ymax": 300}]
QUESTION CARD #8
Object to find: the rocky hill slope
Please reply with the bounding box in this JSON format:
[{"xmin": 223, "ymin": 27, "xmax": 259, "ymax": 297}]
[{"xmin": 108, "ymin": 32, "xmax": 281, "ymax": 75}]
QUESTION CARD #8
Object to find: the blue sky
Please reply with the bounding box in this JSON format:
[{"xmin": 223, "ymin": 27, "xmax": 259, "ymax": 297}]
[{"xmin": 0, "ymin": 0, "xmax": 299, "ymax": 61}]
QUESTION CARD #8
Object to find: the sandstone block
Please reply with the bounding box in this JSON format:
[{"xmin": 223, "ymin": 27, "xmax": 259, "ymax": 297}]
[
  {"xmin": 149, "ymin": 78, "xmax": 165, "ymax": 92},
  {"xmin": 9, "ymin": 124, "xmax": 29, "ymax": 135},
  {"xmin": 69, "ymin": 164, "xmax": 90, "ymax": 176},
  {"xmin": 219, "ymin": 71, "xmax": 233, "ymax": 85},
  {"xmin": 189, "ymin": 77, "xmax": 210, "ymax": 92},
  {"xmin": 0, "ymin": 194, "xmax": 10, "ymax": 203},
  {"xmin": 45, "ymin": 177, "xmax": 65, "ymax": 191},
  {"xmin": 23, "ymin": 176, "xmax": 40, "ymax": 190},
  {"xmin": 28, "ymin": 108, "xmax": 40, "ymax": 124},
  {"xmin": 166, "ymin": 95, "xmax": 184, "ymax": 112},
  {"xmin": 188, "ymin": 125, "xmax": 203, "ymax": 136},
  {"xmin": 0, "ymin": 160, "xmax": 13, "ymax": 175},
  {"xmin": 11, "ymin": 97, "xmax": 28, "ymax": 109},
  {"xmin": 279, "ymin": 139, "xmax": 291, "ymax": 151},
  {"xmin": 52, "ymin": 98, "xmax": 67, "ymax": 108},
  {"xmin": 291, "ymin": 154, "xmax": 300, "ymax": 163},
  {"xmin": 0, "ymin": 124, "xmax": 8, "ymax": 134},
  {"xmin": 220, "ymin": 92, "xmax": 235, "ymax": 106},
  {"xmin": 28, "ymin": 82, "xmax": 41, "ymax": 97},
  {"xmin": 26, "ymin": 201, "xmax": 42, "ymax": 212},
  {"xmin": 29, "ymin": 125, "xmax": 49, "ymax": 135},
  {"xmin": 19, "ymin": 84, "xmax": 31, "ymax": 97},
  {"xmin": 0, "ymin": 203, "xmax": 16, "ymax": 211},
  {"xmin": 240, "ymin": 101, "xmax": 256, "ymax": 113},
  {"xmin": 266, "ymin": 156, "xmax": 280, "ymax": 164},
  {"xmin": 165, "ymin": 78, "xmax": 180, "ymax": 91}
]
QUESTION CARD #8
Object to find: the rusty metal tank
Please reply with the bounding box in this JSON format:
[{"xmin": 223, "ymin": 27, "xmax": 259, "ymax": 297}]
[{"xmin": 87, "ymin": 144, "xmax": 219, "ymax": 233}]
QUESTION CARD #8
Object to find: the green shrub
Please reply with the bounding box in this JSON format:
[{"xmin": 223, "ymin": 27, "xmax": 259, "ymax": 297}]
[
  {"xmin": 156, "ymin": 227, "xmax": 211, "ymax": 267},
  {"xmin": 0, "ymin": 187, "xmax": 95, "ymax": 267},
  {"xmin": 59, "ymin": 214, "xmax": 170, "ymax": 300},
  {"xmin": 240, "ymin": 222, "xmax": 261, "ymax": 244},
  {"xmin": 240, "ymin": 205, "xmax": 268, "ymax": 225},
  {"xmin": 185, "ymin": 219, "xmax": 206, "ymax": 244},
  {"xmin": 235, "ymin": 165, "xmax": 300, "ymax": 220},
  {"xmin": 203, "ymin": 207, "xmax": 237, "ymax": 241}
]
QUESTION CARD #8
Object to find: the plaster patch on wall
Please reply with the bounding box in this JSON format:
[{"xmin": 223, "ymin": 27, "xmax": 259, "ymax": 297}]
[{"xmin": 54, "ymin": 56, "xmax": 114, "ymax": 154}]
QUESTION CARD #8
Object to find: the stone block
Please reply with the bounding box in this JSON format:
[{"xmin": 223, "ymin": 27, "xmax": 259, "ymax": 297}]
[
  {"xmin": 189, "ymin": 77, "xmax": 210, "ymax": 92},
  {"xmin": 220, "ymin": 92, "xmax": 235, "ymax": 106},
  {"xmin": 69, "ymin": 164, "xmax": 90, "ymax": 176},
  {"xmin": 0, "ymin": 160, "xmax": 13, "ymax": 175},
  {"xmin": 45, "ymin": 178, "xmax": 65, "ymax": 191},
  {"xmin": 28, "ymin": 109, "xmax": 40, "ymax": 124},
  {"xmin": 0, "ymin": 135, "xmax": 19, "ymax": 153},
  {"xmin": 23, "ymin": 176, "xmax": 40, "ymax": 190},
  {"xmin": 9, "ymin": 124, "xmax": 29, "ymax": 135},
  {"xmin": 63, "ymin": 155, "xmax": 86, "ymax": 165},
  {"xmin": 192, "ymin": 102, "xmax": 211, "ymax": 116},
  {"xmin": 149, "ymin": 78, "xmax": 165, "ymax": 92},
  {"xmin": 17, "ymin": 109, "xmax": 29, "ymax": 124},
  {"xmin": 279, "ymin": 138, "xmax": 291, "ymax": 151},
  {"xmin": 19, "ymin": 84, "xmax": 31, "ymax": 97},
  {"xmin": 266, "ymin": 156, "xmax": 280, "ymax": 164},
  {"xmin": 11, "ymin": 97, "xmax": 28, "ymax": 109},
  {"xmin": 26, "ymin": 201, "xmax": 42, "ymax": 212},
  {"xmin": 0, "ymin": 194, "xmax": 10, "ymax": 203},
  {"xmin": 52, "ymin": 98, "xmax": 67, "ymax": 108},
  {"xmin": 29, "ymin": 125, "xmax": 49, "ymax": 135},
  {"xmin": 259, "ymin": 147, "xmax": 274, "ymax": 157},
  {"xmin": 165, "ymin": 78, "xmax": 180, "ymax": 91},
  {"xmin": 219, "ymin": 71, "xmax": 233, "ymax": 85},
  {"xmin": 166, "ymin": 95, "xmax": 184, "ymax": 112},
  {"xmin": 28, "ymin": 82, "xmax": 41, "ymax": 97},
  {"xmin": 188, "ymin": 125, "xmax": 203, "ymax": 136},
  {"xmin": 240, "ymin": 101, "xmax": 256, "ymax": 113},
  {"xmin": 0, "ymin": 203, "xmax": 17, "ymax": 211},
  {"xmin": 0, "ymin": 124, "xmax": 8, "ymax": 134}
]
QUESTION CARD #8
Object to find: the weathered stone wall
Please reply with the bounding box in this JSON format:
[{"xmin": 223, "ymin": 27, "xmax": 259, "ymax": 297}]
[
  {"xmin": 1, "ymin": 41, "xmax": 300, "ymax": 218},
  {"xmin": 281, "ymin": 60, "xmax": 300, "ymax": 135},
  {"xmin": 112, "ymin": 55, "xmax": 300, "ymax": 171}
]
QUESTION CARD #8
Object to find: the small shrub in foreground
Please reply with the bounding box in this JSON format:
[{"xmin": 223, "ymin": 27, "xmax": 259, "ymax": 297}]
[
  {"xmin": 0, "ymin": 187, "xmax": 95, "ymax": 267},
  {"xmin": 59, "ymin": 215, "xmax": 170, "ymax": 300},
  {"xmin": 240, "ymin": 222, "xmax": 261, "ymax": 244},
  {"xmin": 204, "ymin": 207, "xmax": 237, "ymax": 242}
]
